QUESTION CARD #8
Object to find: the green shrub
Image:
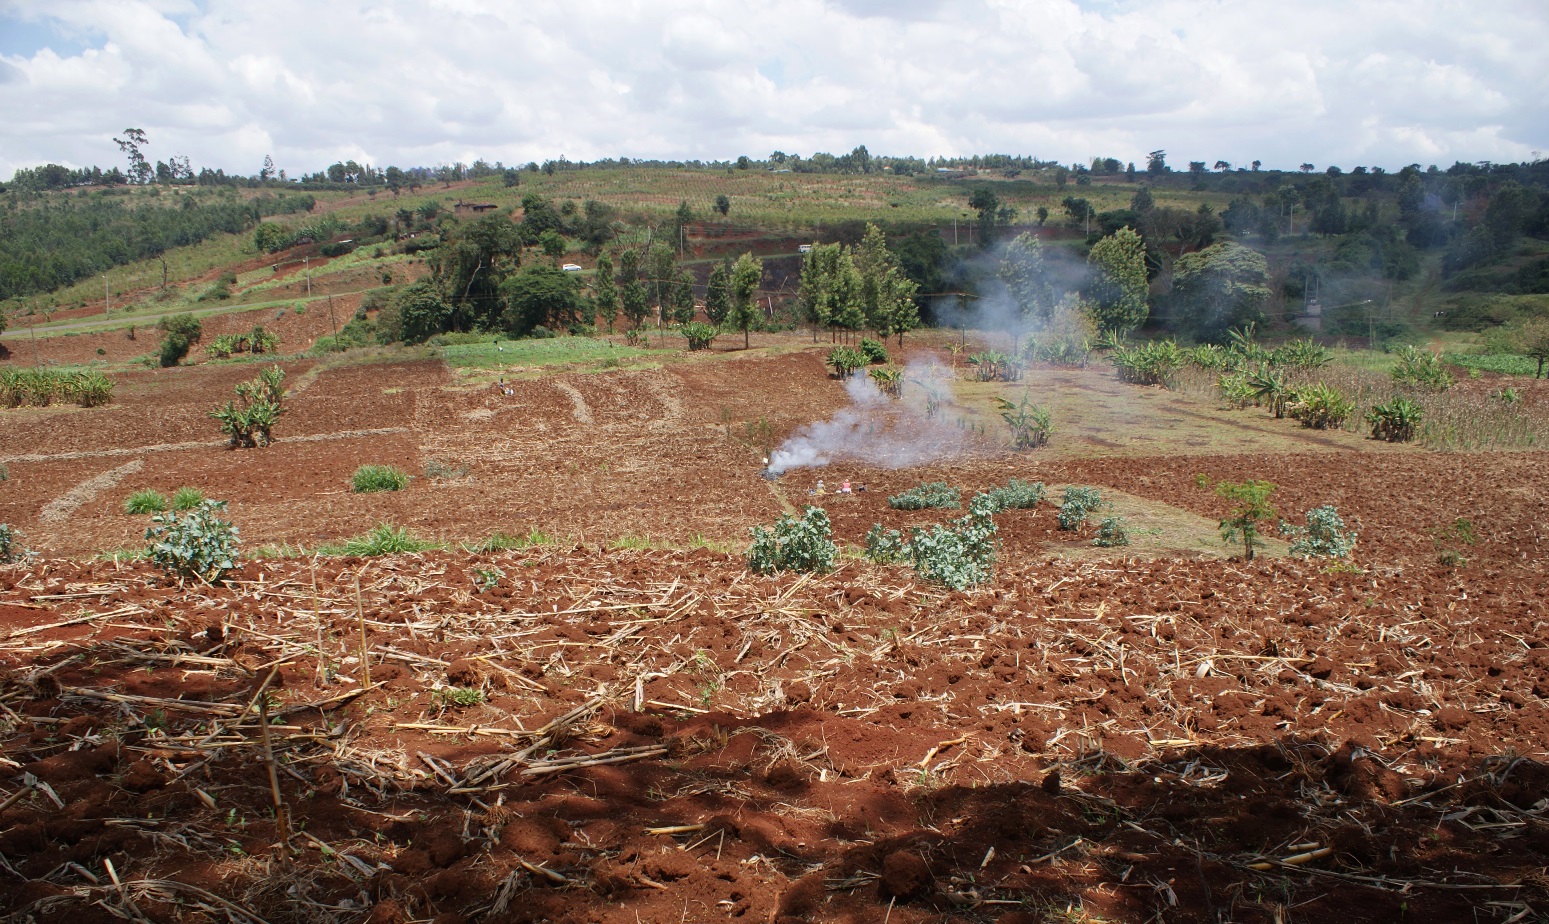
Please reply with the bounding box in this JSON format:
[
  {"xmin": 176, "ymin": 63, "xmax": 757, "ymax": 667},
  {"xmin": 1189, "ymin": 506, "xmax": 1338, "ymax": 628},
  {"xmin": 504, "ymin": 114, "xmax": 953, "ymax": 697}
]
[
  {"xmin": 966, "ymin": 350, "xmax": 1023, "ymax": 382},
  {"xmin": 863, "ymin": 523, "xmax": 911, "ymax": 564},
  {"xmin": 157, "ymin": 314, "xmax": 202, "ymax": 367},
  {"xmin": 747, "ymin": 506, "xmax": 836, "ymax": 574},
  {"xmin": 171, "ymin": 487, "xmax": 206, "ymax": 511},
  {"xmin": 125, "ymin": 489, "xmax": 169, "ymax": 514},
  {"xmin": 144, "ymin": 500, "xmax": 240, "ymax": 584},
  {"xmin": 888, "ymin": 481, "xmax": 961, "ymax": 510},
  {"xmin": 904, "ymin": 495, "xmax": 1000, "ymax": 590},
  {"xmin": 1367, "ymin": 397, "xmax": 1422, "ymax": 442},
  {"xmin": 1287, "ymin": 383, "xmax": 1355, "ymax": 429},
  {"xmin": 1390, "ymin": 345, "xmax": 1454, "ymax": 390},
  {"xmin": 0, "ymin": 463, "xmax": 7, "ymax": 482},
  {"xmin": 994, "ymin": 394, "xmax": 1052, "ymax": 449},
  {"xmin": 1270, "ymin": 338, "xmax": 1333, "ymax": 370},
  {"xmin": 679, "ymin": 322, "xmax": 720, "ymax": 351},
  {"xmin": 340, "ymin": 524, "xmax": 437, "ymax": 556},
  {"xmin": 981, "ymin": 478, "xmax": 1045, "ymax": 511},
  {"xmin": 859, "ymin": 338, "xmax": 890, "ymax": 364},
  {"xmin": 1282, "ymin": 505, "xmax": 1357, "ymax": 559},
  {"xmin": 1111, "ymin": 339, "xmax": 1182, "ymax": 386},
  {"xmin": 433, "ymin": 686, "xmax": 484, "ymax": 708},
  {"xmin": 1057, "ymin": 487, "xmax": 1104, "ymax": 530},
  {"xmin": 352, "ymin": 464, "xmax": 409, "ymax": 493},
  {"xmin": 827, "ymin": 346, "xmax": 866, "ymax": 378},
  {"xmin": 0, "ymin": 524, "xmax": 24, "ymax": 563},
  {"xmin": 1186, "ymin": 344, "xmax": 1232, "ymax": 371},
  {"xmin": 211, "ymin": 366, "xmax": 286, "ymax": 448},
  {"xmin": 64, "ymin": 371, "xmax": 114, "ymax": 407},
  {"xmin": 1208, "ymin": 478, "xmax": 1277, "ymax": 561},
  {"xmin": 867, "ymin": 366, "xmax": 903, "ymax": 398},
  {"xmin": 1094, "ymin": 516, "xmax": 1130, "ymax": 547}
]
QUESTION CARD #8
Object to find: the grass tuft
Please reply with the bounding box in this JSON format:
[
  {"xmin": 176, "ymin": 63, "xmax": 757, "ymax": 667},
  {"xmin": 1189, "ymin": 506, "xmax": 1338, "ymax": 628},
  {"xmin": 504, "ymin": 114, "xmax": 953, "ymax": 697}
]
[
  {"xmin": 351, "ymin": 464, "xmax": 409, "ymax": 493},
  {"xmin": 171, "ymin": 487, "xmax": 206, "ymax": 511},
  {"xmin": 125, "ymin": 489, "xmax": 169, "ymax": 515}
]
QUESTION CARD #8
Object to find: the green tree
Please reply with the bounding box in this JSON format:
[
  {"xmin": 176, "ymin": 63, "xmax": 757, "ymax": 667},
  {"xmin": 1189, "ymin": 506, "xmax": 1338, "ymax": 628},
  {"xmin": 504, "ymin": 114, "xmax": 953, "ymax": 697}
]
[
  {"xmin": 714, "ymin": 194, "xmax": 731, "ymax": 216},
  {"xmin": 705, "ymin": 260, "xmax": 732, "ymax": 325},
  {"xmin": 616, "ymin": 247, "xmax": 641, "ymax": 285},
  {"xmin": 253, "ymin": 222, "xmax": 292, "ymax": 254},
  {"xmin": 1084, "ymin": 227, "xmax": 1149, "ymax": 334},
  {"xmin": 500, "ymin": 265, "xmax": 580, "ymax": 335},
  {"xmin": 998, "ymin": 232, "xmax": 1058, "ymax": 323},
  {"xmin": 967, "ymin": 188, "xmax": 1013, "ymax": 246},
  {"xmin": 1210, "ymin": 478, "xmax": 1277, "ymax": 561},
  {"xmin": 669, "ymin": 269, "xmax": 697, "ymax": 324},
  {"xmin": 621, "ymin": 280, "xmax": 650, "ymax": 329},
  {"xmin": 539, "ymin": 229, "xmax": 566, "ymax": 259},
  {"xmin": 430, "ymin": 212, "xmax": 522, "ymax": 329},
  {"xmin": 1169, "ymin": 242, "xmax": 1270, "ymax": 343},
  {"xmin": 728, "ymin": 252, "xmax": 764, "ymax": 349},
  {"xmin": 393, "ymin": 281, "xmax": 455, "ymax": 343},
  {"xmin": 115, "ymin": 128, "xmax": 152, "ymax": 185},
  {"xmin": 1518, "ymin": 317, "xmax": 1549, "ymax": 378},
  {"xmin": 797, "ymin": 243, "xmax": 862, "ymax": 341},
  {"xmin": 646, "ymin": 241, "xmax": 677, "ymax": 325},
  {"xmin": 1146, "ymin": 150, "xmax": 1167, "ymax": 175},
  {"xmin": 593, "ymin": 254, "xmax": 619, "ymax": 332},
  {"xmin": 853, "ymin": 223, "xmax": 920, "ymax": 344}
]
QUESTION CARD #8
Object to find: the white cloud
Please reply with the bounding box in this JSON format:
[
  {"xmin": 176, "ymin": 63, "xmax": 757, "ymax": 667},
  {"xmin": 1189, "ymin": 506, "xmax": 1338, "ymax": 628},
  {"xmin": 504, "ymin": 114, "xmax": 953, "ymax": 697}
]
[{"xmin": 0, "ymin": 0, "xmax": 1545, "ymax": 179}]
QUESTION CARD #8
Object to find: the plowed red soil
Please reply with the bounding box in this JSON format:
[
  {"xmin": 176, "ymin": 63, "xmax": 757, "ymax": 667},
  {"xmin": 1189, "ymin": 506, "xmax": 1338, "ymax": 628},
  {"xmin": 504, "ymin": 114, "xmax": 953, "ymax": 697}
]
[{"xmin": 1, "ymin": 344, "xmax": 1546, "ymax": 923}]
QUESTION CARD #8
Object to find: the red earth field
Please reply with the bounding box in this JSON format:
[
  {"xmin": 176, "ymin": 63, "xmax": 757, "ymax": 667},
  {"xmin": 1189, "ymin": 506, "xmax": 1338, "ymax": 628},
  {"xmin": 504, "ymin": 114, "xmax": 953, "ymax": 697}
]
[{"xmin": 0, "ymin": 332, "xmax": 1546, "ymax": 923}]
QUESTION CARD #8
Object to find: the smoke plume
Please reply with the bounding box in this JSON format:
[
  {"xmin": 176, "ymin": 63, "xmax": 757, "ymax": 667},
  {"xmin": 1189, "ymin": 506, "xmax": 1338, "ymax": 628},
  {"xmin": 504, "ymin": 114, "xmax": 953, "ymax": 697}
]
[{"xmin": 766, "ymin": 364, "xmax": 968, "ymax": 474}]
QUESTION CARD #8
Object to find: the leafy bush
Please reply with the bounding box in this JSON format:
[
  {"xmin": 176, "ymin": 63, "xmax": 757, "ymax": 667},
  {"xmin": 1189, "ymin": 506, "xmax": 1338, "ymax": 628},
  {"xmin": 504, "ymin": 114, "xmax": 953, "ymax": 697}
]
[
  {"xmin": 432, "ymin": 686, "xmax": 484, "ymax": 708},
  {"xmin": 171, "ymin": 487, "xmax": 206, "ymax": 511},
  {"xmin": 679, "ymin": 322, "xmax": 720, "ymax": 351},
  {"xmin": 1057, "ymin": 487, "xmax": 1104, "ymax": 530},
  {"xmin": 0, "ymin": 524, "xmax": 25, "ymax": 563},
  {"xmin": 1282, "ymin": 505, "xmax": 1357, "ymax": 559},
  {"xmin": 157, "ymin": 314, "xmax": 202, "ymax": 367},
  {"xmin": 905, "ymin": 495, "xmax": 1000, "ymax": 590},
  {"xmin": 1367, "ymin": 397, "xmax": 1422, "ymax": 442},
  {"xmin": 748, "ymin": 506, "xmax": 837, "ymax": 574},
  {"xmin": 859, "ymin": 338, "xmax": 890, "ymax": 364},
  {"xmin": 1287, "ymin": 383, "xmax": 1355, "ymax": 429},
  {"xmin": 144, "ymin": 500, "xmax": 240, "ymax": 584},
  {"xmin": 863, "ymin": 524, "xmax": 910, "ymax": 564},
  {"xmin": 867, "ymin": 366, "xmax": 903, "ymax": 398},
  {"xmin": 340, "ymin": 524, "xmax": 437, "ymax": 556},
  {"xmin": 1217, "ymin": 372, "xmax": 1254, "ymax": 408},
  {"xmin": 888, "ymin": 481, "xmax": 961, "ymax": 510},
  {"xmin": 1271, "ymin": 338, "xmax": 1333, "ymax": 370},
  {"xmin": 124, "ymin": 489, "xmax": 169, "ymax": 515},
  {"xmin": 966, "ymin": 350, "xmax": 1023, "ymax": 382},
  {"xmin": 1247, "ymin": 368, "xmax": 1293, "ymax": 418},
  {"xmin": 981, "ymin": 478, "xmax": 1045, "ymax": 511},
  {"xmin": 1390, "ymin": 345, "xmax": 1454, "ymax": 390},
  {"xmin": 211, "ymin": 366, "xmax": 286, "ymax": 448},
  {"xmin": 1094, "ymin": 516, "xmax": 1130, "ymax": 547},
  {"xmin": 1111, "ymin": 339, "xmax": 1183, "ymax": 386},
  {"xmin": 827, "ymin": 346, "xmax": 866, "ymax": 378},
  {"xmin": 994, "ymin": 394, "xmax": 1052, "ymax": 449},
  {"xmin": 352, "ymin": 464, "xmax": 409, "ymax": 493},
  {"xmin": 64, "ymin": 371, "xmax": 114, "ymax": 407},
  {"xmin": 1186, "ymin": 343, "xmax": 1233, "ymax": 371}
]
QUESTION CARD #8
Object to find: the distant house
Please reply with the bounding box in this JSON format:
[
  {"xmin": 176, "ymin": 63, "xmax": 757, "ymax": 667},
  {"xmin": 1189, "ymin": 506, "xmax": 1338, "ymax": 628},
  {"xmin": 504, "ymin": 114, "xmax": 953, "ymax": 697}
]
[
  {"xmin": 454, "ymin": 201, "xmax": 499, "ymax": 213},
  {"xmin": 562, "ymin": 263, "xmax": 583, "ymax": 272},
  {"xmin": 797, "ymin": 244, "xmax": 813, "ymax": 253}
]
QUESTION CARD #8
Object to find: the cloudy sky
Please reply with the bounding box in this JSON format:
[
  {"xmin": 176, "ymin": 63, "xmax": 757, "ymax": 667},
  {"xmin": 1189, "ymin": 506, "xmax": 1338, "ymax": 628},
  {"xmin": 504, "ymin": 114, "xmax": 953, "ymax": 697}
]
[{"xmin": 1, "ymin": 0, "xmax": 1545, "ymax": 180}]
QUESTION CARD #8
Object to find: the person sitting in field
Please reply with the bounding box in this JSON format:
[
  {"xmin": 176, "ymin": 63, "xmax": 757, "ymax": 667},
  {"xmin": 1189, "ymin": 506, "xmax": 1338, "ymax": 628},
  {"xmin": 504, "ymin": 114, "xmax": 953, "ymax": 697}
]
[
  {"xmin": 495, "ymin": 378, "xmax": 515, "ymax": 396},
  {"xmin": 812, "ymin": 479, "xmax": 827, "ymax": 496},
  {"xmin": 839, "ymin": 480, "xmax": 853, "ymax": 494}
]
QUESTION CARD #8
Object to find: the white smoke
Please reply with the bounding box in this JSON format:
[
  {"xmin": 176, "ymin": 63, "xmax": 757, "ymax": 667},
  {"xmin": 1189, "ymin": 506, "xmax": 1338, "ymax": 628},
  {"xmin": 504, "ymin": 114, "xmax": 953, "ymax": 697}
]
[{"xmin": 766, "ymin": 363, "xmax": 969, "ymax": 474}]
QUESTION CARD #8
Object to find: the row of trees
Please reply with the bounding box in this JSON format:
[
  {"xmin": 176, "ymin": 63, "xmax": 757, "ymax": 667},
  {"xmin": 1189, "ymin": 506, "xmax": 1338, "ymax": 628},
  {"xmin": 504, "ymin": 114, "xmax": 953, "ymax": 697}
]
[{"xmin": 797, "ymin": 224, "xmax": 921, "ymax": 344}]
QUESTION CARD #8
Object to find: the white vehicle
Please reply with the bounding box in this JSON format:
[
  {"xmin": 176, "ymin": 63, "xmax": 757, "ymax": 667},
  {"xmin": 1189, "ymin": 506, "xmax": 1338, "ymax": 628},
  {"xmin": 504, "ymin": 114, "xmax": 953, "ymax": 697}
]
[
  {"xmin": 562, "ymin": 263, "xmax": 583, "ymax": 272},
  {"xmin": 797, "ymin": 244, "xmax": 813, "ymax": 253}
]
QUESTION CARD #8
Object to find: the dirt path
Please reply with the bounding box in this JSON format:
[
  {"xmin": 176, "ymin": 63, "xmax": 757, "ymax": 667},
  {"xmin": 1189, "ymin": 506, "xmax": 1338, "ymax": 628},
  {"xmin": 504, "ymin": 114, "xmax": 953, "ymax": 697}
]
[{"xmin": 37, "ymin": 459, "xmax": 143, "ymax": 523}]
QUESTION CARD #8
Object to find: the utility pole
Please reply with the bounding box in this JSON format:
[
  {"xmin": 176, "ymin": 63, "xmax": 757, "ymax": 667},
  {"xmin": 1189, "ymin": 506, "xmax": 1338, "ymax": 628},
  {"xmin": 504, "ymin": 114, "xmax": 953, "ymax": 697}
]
[
  {"xmin": 104, "ymin": 275, "xmax": 110, "ymax": 318},
  {"xmin": 304, "ymin": 256, "xmax": 311, "ymax": 299},
  {"xmin": 327, "ymin": 293, "xmax": 340, "ymax": 350}
]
